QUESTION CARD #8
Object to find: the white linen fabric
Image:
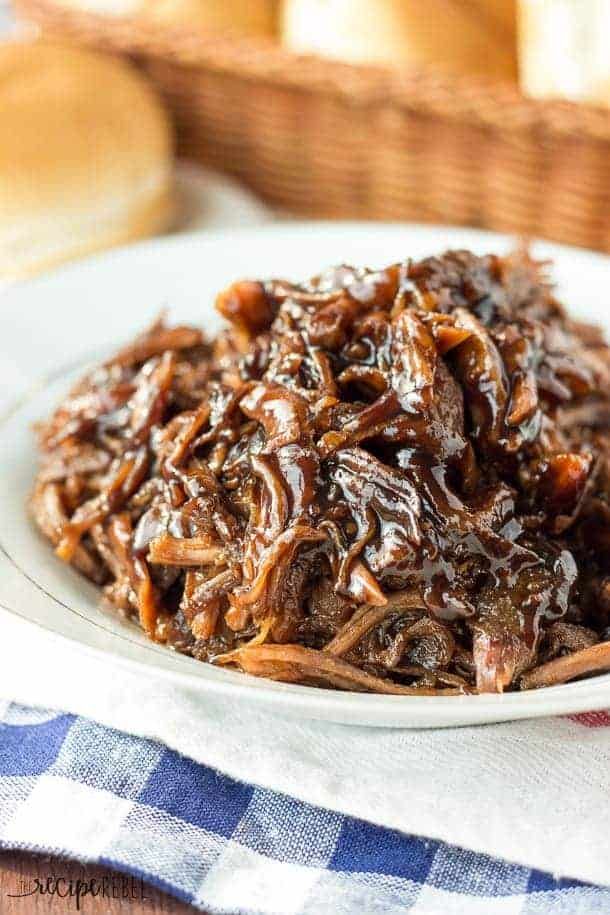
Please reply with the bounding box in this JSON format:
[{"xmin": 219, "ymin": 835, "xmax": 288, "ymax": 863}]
[{"xmin": 1, "ymin": 609, "xmax": 609, "ymax": 888}]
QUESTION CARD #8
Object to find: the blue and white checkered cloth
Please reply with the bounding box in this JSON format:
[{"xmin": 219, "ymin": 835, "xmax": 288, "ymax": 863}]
[{"xmin": 0, "ymin": 703, "xmax": 608, "ymax": 914}]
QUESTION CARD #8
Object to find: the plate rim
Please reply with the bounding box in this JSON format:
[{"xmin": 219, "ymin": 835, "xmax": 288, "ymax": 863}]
[{"xmin": 2, "ymin": 220, "xmax": 610, "ymax": 727}]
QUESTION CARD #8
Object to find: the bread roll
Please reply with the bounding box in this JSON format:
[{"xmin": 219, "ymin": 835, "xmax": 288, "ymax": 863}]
[
  {"xmin": 519, "ymin": 0, "xmax": 610, "ymax": 104},
  {"xmin": 146, "ymin": 0, "xmax": 276, "ymax": 34},
  {"xmin": 54, "ymin": 0, "xmax": 277, "ymax": 36},
  {"xmin": 0, "ymin": 41, "xmax": 175, "ymax": 279},
  {"xmin": 282, "ymin": 0, "xmax": 517, "ymax": 81}
]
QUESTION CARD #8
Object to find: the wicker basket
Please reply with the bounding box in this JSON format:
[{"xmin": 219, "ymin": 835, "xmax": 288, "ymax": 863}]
[{"xmin": 15, "ymin": 0, "xmax": 610, "ymax": 253}]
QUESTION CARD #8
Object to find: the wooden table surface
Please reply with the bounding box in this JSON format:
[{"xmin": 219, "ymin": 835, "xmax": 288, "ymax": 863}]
[{"xmin": 0, "ymin": 851, "xmax": 204, "ymax": 914}]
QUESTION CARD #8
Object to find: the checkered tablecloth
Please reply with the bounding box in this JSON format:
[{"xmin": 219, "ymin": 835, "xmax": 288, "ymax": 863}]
[{"xmin": 0, "ymin": 702, "xmax": 608, "ymax": 914}]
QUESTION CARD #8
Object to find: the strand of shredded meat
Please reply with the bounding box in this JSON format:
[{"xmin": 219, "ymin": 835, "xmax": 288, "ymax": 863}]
[{"xmin": 31, "ymin": 249, "xmax": 610, "ymax": 694}]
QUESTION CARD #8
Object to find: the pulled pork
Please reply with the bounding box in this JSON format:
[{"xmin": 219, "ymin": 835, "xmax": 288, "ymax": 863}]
[{"xmin": 31, "ymin": 250, "xmax": 610, "ymax": 694}]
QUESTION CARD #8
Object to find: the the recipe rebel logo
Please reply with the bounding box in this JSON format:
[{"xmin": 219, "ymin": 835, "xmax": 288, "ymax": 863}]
[{"xmin": 7, "ymin": 872, "xmax": 149, "ymax": 910}]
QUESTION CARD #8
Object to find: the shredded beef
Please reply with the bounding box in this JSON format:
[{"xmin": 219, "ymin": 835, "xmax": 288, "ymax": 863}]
[{"xmin": 31, "ymin": 249, "xmax": 610, "ymax": 693}]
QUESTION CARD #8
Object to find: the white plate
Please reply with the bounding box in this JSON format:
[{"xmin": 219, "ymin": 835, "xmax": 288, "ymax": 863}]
[
  {"xmin": 1, "ymin": 221, "xmax": 610, "ymax": 728},
  {"xmin": 173, "ymin": 163, "xmax": 271, "ymax": 232}
]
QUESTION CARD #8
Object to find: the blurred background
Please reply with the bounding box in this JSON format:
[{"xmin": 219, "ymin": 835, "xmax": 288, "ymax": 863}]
[{"xmin": 1, "ymin": 0, "xmax": 610, "ymax": 282}]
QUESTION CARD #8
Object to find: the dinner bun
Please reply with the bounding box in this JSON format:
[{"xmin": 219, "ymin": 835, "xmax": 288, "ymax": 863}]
[
  {"xmin": 0, "ymin": 41, "xmax": 175, "ymax": 279},
  {"xmin": 146, "ymin": 0, "xmax": 276, "ymax": 34},
  {"xmin": 518, "ymin": 0, "xmax": 610, "ymax": 104},
  {"xmin": 282, "ymin": 0, "xmax": 517, "ymax": 81},
  {"xmin": 53, "ymin": 0, "xmax": 276, "ymax": 36}
]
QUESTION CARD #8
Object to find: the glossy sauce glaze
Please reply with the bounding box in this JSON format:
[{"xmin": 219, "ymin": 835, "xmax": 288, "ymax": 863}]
[{"xmin": 32, "ymin": 250, "xmax": 610, "ymax": 694}]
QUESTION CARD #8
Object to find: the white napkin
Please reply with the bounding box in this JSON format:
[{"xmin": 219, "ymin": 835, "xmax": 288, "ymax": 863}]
[
  {"xmin": 1, "ymin": 608, "xmax": 609, "ymax": 888},
  {"xmin": 1, "ymin": 181, "xmax": 607, "ymax": 889}
]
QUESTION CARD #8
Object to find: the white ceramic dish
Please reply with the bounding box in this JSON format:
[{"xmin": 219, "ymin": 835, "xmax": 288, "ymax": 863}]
[{"xmin": 1, "ymin": 221, "xmax": 610, "ymax": 728}]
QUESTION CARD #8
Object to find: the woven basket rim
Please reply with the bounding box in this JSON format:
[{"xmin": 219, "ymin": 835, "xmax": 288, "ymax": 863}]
[{"xmin": 14, "ymin": 0, "xmax": 610, "ymax": 142}]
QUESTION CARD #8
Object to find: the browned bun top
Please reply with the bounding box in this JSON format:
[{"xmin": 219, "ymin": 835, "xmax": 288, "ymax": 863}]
[{"xmin": 0, "ymin": 40, "xmax": 175, "ymax": 278}]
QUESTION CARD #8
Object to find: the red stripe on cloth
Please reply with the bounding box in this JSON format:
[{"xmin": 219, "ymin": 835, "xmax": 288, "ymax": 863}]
[{"xmin": 567, "ymin": 711, "xmax": 610, "ymax": 727}]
